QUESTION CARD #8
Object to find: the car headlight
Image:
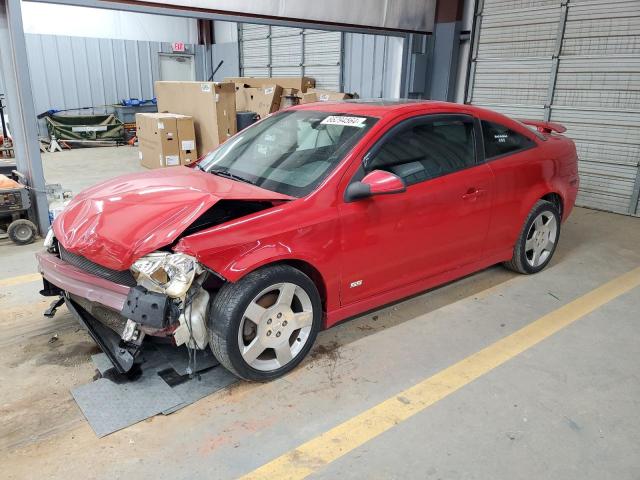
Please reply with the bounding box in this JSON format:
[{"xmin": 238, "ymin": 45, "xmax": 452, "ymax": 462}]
[
  {"xmin": 43, "ymin": 228, "xmax": 55, "ymax": 249},
  {"xmin": 130, "ymin": 252, "xmax": 203, "ymax": 298}
]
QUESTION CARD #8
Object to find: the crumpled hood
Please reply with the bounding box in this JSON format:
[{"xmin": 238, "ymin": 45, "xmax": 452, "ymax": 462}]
[{"xmin": 53, "ymin": 166, "xmax": 292, "ymax": 270}]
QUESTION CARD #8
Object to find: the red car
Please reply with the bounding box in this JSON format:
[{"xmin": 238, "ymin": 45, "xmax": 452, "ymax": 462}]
[{"xmin": 37, "ymin": 101, "xmax": 579, "ymax": 381}]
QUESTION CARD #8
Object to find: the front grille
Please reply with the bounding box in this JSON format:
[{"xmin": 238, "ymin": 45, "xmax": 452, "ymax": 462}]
[{"xmin": 59, "ymin": 244, "xmax": 137, "ymax": 287}]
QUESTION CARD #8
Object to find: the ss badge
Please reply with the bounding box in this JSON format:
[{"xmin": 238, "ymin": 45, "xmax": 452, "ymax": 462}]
[{"xmin": 350, "ymin": 280, "xmax": 363, "ymax": 288}]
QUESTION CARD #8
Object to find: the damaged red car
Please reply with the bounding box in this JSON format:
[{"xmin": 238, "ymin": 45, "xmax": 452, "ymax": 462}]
[{"xmin": 37, "ymin": 101, "xmax": 579, "ymax": 381}]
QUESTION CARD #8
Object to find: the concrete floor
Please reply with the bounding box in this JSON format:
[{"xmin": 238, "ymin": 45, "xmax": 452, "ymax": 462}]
[
  {"xmin": 41, "ymin": 145, "xmax": 144, "ymax": 196},
  {"xmin": 1, "ymin": 147, "xmax": 640, "ymax": 479}
]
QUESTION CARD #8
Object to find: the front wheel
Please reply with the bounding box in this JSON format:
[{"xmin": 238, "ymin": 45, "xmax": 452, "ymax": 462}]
[
  {"xmin": 208, "ymin": 265, "xmax": 322, "ymax": 381},
  {"xmin": 504, "ymin": 200, "xmax": 561, "ymax": 274}
]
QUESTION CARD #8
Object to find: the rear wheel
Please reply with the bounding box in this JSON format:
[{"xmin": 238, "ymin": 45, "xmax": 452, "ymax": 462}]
[
  {"xmin": 208, "ymin": 265, "xmax": 322, "ymax": 381},
  {"xmin": 7, "ymin": 219, "xmax": 37, "ymax": 245},
  {"xmin": 504, "ymin": 200, "xmax": 560, "ymax": 274}
]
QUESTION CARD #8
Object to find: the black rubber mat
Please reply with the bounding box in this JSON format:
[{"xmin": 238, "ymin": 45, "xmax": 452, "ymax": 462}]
[{"xmin": 73, "ymin": 343, "xmax": 237, "ymax": 437}]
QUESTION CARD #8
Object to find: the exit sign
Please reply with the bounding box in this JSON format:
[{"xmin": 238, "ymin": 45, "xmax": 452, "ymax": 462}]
[{"xmin": 171, "ymin": 41, "xmax": 185, "ymax": 52}]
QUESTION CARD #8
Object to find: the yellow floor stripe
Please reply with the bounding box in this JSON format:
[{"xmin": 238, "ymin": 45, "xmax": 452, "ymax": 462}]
[
  {"xmin": 242, "ymin": 266, "xmax": 640, "ymax": 480},
  {"xmin": 0, "ymin": 273, "xmax": 41, "ymax": 288}
]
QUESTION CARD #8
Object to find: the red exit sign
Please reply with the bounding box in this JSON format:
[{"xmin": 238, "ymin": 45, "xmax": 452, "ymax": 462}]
[{"xmin": 171, "ymin": 41, "xmax": 185, "ymax": 52}]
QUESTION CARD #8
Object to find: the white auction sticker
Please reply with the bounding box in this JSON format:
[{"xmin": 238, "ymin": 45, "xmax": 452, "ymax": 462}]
[
  {"xmin": 320, "ymin": 116, "xmax": 367, "ymax": 127},
  {"xmin": 181, "ymin": 140, "xmax": 195, "ymax": 151}
]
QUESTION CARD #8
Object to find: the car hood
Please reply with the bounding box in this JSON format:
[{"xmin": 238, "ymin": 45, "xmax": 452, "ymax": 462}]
[{"xmin": 53, "ymin": 166, "xmax": 293, "ymax": 270}]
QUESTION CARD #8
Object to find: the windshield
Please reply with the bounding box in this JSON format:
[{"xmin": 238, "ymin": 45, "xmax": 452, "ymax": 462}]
[{"xmin": 199, "ymin": 110, "xmax": 378, "ymax": 197}]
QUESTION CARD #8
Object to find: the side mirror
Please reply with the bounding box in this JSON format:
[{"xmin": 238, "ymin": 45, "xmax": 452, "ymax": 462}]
[{"xmin": 345, "ymin": 170, "xmax": 406, "ymax": 202}]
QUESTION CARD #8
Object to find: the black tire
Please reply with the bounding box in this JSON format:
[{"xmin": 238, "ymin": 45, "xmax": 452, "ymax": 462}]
[
  {"xmin": 208, "ymin": 264, "xmax": 322, "ymax": 381},
  {"xmin": 503, "ymin": 200, "xmax": 561, "ymax": 274},
  {"xmin": 7, "ymin": 219, "xmax": 37, "ymax": 245}
]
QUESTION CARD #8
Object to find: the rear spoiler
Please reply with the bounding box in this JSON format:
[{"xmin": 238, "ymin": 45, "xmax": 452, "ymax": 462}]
[{"xmin": 518, "ymin": 119, "xmax": 567, "ymax": 134}]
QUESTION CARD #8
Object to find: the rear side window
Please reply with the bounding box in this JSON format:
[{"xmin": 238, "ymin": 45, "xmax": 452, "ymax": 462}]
[
  {"xmin": 482, "ymin": 121, "xmax": 535, "ymax": 159},
  {"xmin": 367, "ymin": 119, "xmax": 476, "ymax": 186}
]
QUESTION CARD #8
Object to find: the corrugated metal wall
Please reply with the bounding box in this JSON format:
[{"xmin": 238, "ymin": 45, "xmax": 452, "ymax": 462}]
[
  {"xmin": 553, "ymin": 1, "xmax": 640, "ymax": 215},
  {"xmin": 239, "ymin": 24, "xmax": 404, "ymax": 97},
  {"xmin": 342, "ymin": 33, "xmax": 404, "ymax": 98},
  {"xmin": 239, "ymin": 24, "xmax": 342, "ymax": 91},
  {"xmin": 467, "ymin": 0, "xmax": 640, "ymax": 216},
  {"xmin": 24, "ymin": 33, "xmax": 209, "ymax": 137}
]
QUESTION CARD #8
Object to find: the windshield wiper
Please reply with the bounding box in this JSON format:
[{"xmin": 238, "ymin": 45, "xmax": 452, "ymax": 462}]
[{"xmin": 209, "ymin": 168, "xmax": 256, "ymax": 186}]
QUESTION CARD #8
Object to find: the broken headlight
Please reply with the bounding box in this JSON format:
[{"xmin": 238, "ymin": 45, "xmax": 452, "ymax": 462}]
[
  {"xmin": 43, "ymin": 228, "xmax": 55, "ymax": 249},
  {"xmin": 130, "ymin": 252, "xmax": 203, "ymax": 298}
]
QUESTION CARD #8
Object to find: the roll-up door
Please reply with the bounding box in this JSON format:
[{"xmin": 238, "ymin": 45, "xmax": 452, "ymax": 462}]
[
  {"xmin": 467, "ymin": 0, "xmax": 640, "ymax": 216},
  {"xmin": 239, "ymin": 24, "xmax": 342, "ymax": 90}
]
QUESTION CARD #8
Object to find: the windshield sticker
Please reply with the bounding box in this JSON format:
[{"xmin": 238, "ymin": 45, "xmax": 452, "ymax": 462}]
[{"xmin": 320, "ymin": 116, "xmax": 367, "ymax": 127}]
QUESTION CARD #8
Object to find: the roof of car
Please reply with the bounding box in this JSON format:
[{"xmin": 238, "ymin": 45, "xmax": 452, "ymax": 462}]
[{"xmin": 291, "ymin": 99, "xmax": 473, "ymax": 118}]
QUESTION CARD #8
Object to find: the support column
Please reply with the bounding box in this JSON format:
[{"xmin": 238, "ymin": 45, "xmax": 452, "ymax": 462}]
[
  {"xmin": 0, "ymin": 0, "xmax": 49, "ymax": 234},
  {"xmin": 428, "ymin": 0, "xmax": 465, "ymax": 101}
]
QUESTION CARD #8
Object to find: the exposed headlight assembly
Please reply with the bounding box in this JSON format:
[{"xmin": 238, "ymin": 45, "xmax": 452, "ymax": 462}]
[
  {"xmin": 43, "ymin": 228, "xmax": 55, "ymax": 249},
  {"xmin": 130, "ymin": 252, "xmax": 203, "ymax": 298}
]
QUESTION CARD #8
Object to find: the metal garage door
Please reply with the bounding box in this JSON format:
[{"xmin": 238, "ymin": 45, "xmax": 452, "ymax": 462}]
[
  {"xmin": 467, "ymin": 0, "xmax": 640, "ymax": 216},
  {"xmin": 239, "ymin": 24, "xmax": 342, "ymax": 91}
]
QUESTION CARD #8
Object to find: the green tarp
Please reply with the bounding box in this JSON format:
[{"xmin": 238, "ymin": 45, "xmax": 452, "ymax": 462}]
[{"xmin": 45, "ymin": 114, "xmax": 124, "ymax": 142}]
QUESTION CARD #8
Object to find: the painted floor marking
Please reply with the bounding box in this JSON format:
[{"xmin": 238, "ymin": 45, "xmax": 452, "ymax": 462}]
[
  {"xmin": 0, "ymin": 273, "xmax": 41, "ymax": 288},
  {"xmin": 241, "ymin": 266, "xmax": 640, "ymax": 480}
]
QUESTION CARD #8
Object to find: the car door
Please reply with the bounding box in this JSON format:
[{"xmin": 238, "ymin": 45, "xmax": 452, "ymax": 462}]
[
  {"xmin": 338, "ymin": 114, "xmax": 495, "ymax": 305},
  {"xmin": 478, "ymin": 119, "xmax": 541, "ymax": 257}
]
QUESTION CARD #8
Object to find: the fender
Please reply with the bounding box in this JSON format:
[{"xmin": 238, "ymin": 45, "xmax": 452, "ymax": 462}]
[{"xmin": 174, "ymin": 200, "xmax": 342, "ymax": 313}]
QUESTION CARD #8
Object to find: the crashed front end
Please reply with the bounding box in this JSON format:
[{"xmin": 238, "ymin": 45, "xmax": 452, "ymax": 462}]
[{"xmin": 37, "ymin": 230, "xmax": 217, "ymax": 374}]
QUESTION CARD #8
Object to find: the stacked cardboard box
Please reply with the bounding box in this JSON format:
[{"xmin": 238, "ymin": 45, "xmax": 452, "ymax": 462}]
[
  {"xmin": 155, "ymin": 81, "xmax": 236, "ymax": 155},
  {"xmin": 153, "ymin": 78, "xmax": 357, "ymax": 156},
  {"xmin": 235, "ymin": 84, "xmax": 283, "ymax": 119},
  {"xmin": 136, "ymin": 113, "xmax": 197, "ymax": 169},
  {"xmin": 300, "ymin": 89, "xmax": 356, "ymax": 104},
  {"xmin": 224, "ymin": 76, "xmax": 315, "ymax": 93},
  {"xmin": 279, "ymin": 88, "xmax": 301, "ymax": 110}
]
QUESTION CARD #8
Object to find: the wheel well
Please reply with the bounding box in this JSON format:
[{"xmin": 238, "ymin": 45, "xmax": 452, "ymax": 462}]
[
  {"xmin": 541, "ymin": 192, "xmax": 563, "ymax": 218},
  {"xmin": 275, "ymin": 260, "xmax": 328, "ymax": 312}
]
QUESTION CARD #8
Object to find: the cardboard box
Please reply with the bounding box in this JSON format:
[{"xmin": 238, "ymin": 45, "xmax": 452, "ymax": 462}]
[
  {"xmin": 235, "ymin": 85, "xmax": 283, "ymax": 119},
  {"xmin": 136, "ymin": 113, "xmax": 198, "ymax": 169},
  {"xmin": 300, "ymin": 89, "xmax": 355, "ymax": 104},
  {"xmin": 224, "ymin": 76, "xmax": 315, "ymax": 93},
  {"xmin": 155, "ymin": 81, "xmax": 236, "ymax": 155},
  {"xmin": 279, "ymin": 88, "xmax": 301, "ymax": 110}
]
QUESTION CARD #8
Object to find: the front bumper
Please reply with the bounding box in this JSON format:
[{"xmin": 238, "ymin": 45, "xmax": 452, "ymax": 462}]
[
  {"xmin": 36, "ymin": 251, "xmax": 150, "ymax": 373},
  {"xmin": 36, "ymin": 251, "xmax": 131, "ymax": 311}
]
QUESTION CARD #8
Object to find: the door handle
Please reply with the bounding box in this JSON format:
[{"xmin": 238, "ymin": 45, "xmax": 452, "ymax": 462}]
[{"xmin": 462, "ymin": 188, "xmax": 486, "ymax": 200}]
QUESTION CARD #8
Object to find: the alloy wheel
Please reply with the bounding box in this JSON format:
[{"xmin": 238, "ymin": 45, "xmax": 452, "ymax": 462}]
[
  {"xmin": 524, "ymin": 211, "xmax": 558, "ymax": 268},
  {"xmin": 237, "ymin": 282, "xmax": 314, "ymax": 371}
]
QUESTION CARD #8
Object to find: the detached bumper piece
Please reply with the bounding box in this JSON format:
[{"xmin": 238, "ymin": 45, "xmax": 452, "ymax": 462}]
[{"xmin": 65, "ymin": 296, "xmax": 140, "ymax": 374}]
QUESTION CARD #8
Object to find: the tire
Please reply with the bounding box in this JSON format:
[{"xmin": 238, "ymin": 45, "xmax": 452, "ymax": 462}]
[
  {"xmin": 7, "ymin": 219, "xmax": 37, "ymax": 245},
  {"xmin": 208, "ymin": 264, "xmax": 322, "ymax": 381},
  {"xmin": 503, "ymin": 200, "xmax": 561, "ymax": 274}
]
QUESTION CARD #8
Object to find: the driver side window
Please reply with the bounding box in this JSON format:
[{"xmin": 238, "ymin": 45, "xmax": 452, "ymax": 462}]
[{"xmin": 367, "ymin": 117, "xmax": 476, "ymax": 187}]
